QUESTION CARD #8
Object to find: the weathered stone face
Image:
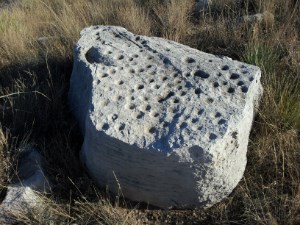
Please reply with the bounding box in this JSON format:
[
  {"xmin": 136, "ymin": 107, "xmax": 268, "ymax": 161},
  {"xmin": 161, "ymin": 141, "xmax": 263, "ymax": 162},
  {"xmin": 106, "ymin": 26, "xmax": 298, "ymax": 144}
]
[{"xmin": 69, "ymin": 26, "xmax": 263, "ymax": 209}]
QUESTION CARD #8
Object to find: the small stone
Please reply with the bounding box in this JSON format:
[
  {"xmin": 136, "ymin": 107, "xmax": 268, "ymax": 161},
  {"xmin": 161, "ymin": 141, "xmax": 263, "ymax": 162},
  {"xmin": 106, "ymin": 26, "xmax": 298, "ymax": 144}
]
[
  {"xmin": 0, "ymin": 146, "xmax": 51, "ymax": 224},
  {"xmin": 69, "ymin": 26, "xmax": 263, "ymax": 209}
]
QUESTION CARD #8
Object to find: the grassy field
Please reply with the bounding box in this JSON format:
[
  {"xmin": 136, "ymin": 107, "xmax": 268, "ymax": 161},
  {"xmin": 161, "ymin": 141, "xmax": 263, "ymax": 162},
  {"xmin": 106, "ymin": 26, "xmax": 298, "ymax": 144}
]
[{"xmin": 0, "ymin": 0, "xmax": 299, "ymax": 224}]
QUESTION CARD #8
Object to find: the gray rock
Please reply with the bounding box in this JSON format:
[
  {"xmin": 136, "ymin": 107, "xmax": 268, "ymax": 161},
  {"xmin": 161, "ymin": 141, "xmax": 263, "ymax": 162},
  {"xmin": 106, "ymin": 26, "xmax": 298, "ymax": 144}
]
[
  {"xmin": 0, "ymin": 147, "xmax": 51, "ymax": 224},
  {"xmin": 69, "ymin": 26, "xmax": 263, "ymax": 209}
]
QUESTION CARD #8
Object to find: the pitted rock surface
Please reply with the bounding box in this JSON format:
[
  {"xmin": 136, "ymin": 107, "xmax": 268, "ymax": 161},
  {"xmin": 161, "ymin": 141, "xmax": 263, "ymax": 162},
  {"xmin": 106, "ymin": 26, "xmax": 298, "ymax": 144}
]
[{"xmin": 69, "ymin": 26, "xmax": 263, "ymax": 208}]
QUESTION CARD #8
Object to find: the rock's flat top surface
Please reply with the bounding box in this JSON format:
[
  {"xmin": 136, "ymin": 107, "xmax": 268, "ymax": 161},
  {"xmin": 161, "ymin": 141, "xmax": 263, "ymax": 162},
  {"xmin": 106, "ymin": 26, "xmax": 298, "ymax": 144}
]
[
  {"xmin": 69, "ymin": 26, "xmax": 262, "ymax": 208},
  {"xmin": 78, "ymin": 26, "xmax": 258, "ymax": 158}
]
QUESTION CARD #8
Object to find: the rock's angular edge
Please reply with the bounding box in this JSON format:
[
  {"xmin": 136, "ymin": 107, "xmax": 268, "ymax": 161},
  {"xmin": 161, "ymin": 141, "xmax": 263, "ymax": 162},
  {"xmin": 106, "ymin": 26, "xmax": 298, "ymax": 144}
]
[{"xmin": 69, "ymin": 26, "xmax": 263, "ymax": 209}]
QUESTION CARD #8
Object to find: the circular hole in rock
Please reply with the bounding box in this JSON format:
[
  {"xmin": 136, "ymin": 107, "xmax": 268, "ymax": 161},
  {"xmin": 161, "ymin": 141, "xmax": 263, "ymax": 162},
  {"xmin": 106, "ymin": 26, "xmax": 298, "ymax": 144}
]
[
  {"xmin": 137, "ymin": 112, "xmax": 145, "ymax": 119},
  {"xmin": 85, "ymin": 47, "xmax": 102, "ymax": 64},
  {"xmin": 119, "ymin": 81, "xmax": 124, "ymax": 85},
  {"xmin": 185, "ymin": 57, "xmax": 196, "ymax": 63},
  {"xmin": 218, "ymin": 119, "xmax": 226, "ymax": 125},
  {"xmin": 207, "ymin": 98, "xmax": 214, "ymax": 103},
  {"xmin": 137, "ymin": 85, "xmax": 144, "ymax": 90},
  {"xmin": 241, "ymin": 86, "xmax": 249, "ymax": 93},
  {"xmin": 102, "ymin": 73, "xmax": 109, "ymax": 78},
  {"xmin": 181, "ymin": 91, "xmax": 187, "ymax": 96},
  {"xmin": 230, "ymin": 73, "xmax": 240, "ymax": 80},
  {"xmin": 195, "ymin": 88, "xmax": 202, "ymax": 95},
  {"xmin": 102, "ymin": 123, "xmax": 109, "ymax": 130},
  {"xmin": 209, "ymin": 59, "xmax": 213, "ymax": 62},
  {"xmin": 223, "ymin": 81, "xmax": 228, "ymax": 85},
  {"xmin": 118, "ymin": 55, "xmax": 124, "ymax": 60},
  {"xmin": 109, "ymin": 69, "xmax": 116, "ymax": 74},
  {"xmin": 180, "ymin": 122, "xmax": 188, "ymax": 129},
  {"xmin": 147, "ymin": 65, "xmax": 152, "ymax": 69},
  {"xmin": 162, "ymin": 76, "xmax": 168, "ymax": 81},
  {"xmin": 237, "ymin": 81, "xmax": 244, "ymax": 86},
  {"xmin": 194, "ymin": 70, "xmax": 210, "ymax": 79},
  {"xmin": 130, "ymin": 69, "xmax": 135, "ymax": 73},
  {"xmin": 133, "ymin": 54, "xmax": 139, "ymax": 58},
  {"xmin": 222, "ymin": 65, "xmax": 229, "ymax": 71},
  {"xmin": 228, "ymin": 87, "xmax": 235, "ymax": 94},
  {"xmin": 249, "ymin": 77, "xmax": 254, "ymax": 82},
  {"xmin": 146, "ymin": 105, "xmax": 151, "ymax": 111},
  {"xmin": 153, "ymin": 112, "xmax": 159, "ymax": 118},
  {"xmin": 148, "ymin": 56, "xmax": 153, "ymax": 60},
  {"xmin": 198, "ymin": 109, "xmax": 204, "ymax": 115},
  {"xmin": 149, "ymin": 79, "xmax": 155, "ymax": 83},
  {"xmin": 129, "ymin": 57, "xmax": 133, "ymax": 61},
  {"xmin": 174, "ymin": 98, "xmax": 180, "ymax": 103},
  {"xmin": 192, "ymin": 118, "xmax": 199, "ymax": 123},
  {"xmin": 149, "ymin": 127, "xmax": 156, "ymax": 134},
  {"xmin": 213, "ymin": 82, "xmax": 219, "ymax": 88},
  {"xmin": 139, "ymin": 68, "xmax": 145, "ymax": 73},
  {"xmin": 135, "ymin": 36, "xmax": 141, "ymax": 41},
  {"xmin": 129, "ymin": 104, "xmax": 136, "ymax": 110},
  {"xmin": 155, "ymin": 85, "xmax": 160, "ymax": 89},
  {"xmin": 173, "ymin": 73, "xmax": 179, "ymax": 78},
  {"xmin": 119, "ymin": 124, "xmax": 125, "ymax": 131},
  {"xmin": 209, "ymin": 133, "xmax": 217, "ymax": 140},
  {"xmin": 215, "ymin": 112, "xmax": 222, "ymax": 118},
  {"xmin": 141, "ymin": 40, "xmax": 147, "ymax": 45}
]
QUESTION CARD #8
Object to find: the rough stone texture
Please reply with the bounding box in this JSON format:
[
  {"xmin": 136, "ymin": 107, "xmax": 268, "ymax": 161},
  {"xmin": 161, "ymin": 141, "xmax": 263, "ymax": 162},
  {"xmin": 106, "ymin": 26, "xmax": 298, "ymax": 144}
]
[
  {"xmin": 69, "ymin": 26, "xmax": 263, "ymax": 209},
  {"xmin": 0, "ymin": 147, "xmax": 50, "ymax": 224}
]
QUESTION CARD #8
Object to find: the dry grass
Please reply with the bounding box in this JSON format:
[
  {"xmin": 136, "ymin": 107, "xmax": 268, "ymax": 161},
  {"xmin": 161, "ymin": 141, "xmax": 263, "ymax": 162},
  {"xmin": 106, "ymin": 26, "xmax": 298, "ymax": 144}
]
[{"xmin": 0, "ymin": 0, "xmax": 299, "ymax": 224}]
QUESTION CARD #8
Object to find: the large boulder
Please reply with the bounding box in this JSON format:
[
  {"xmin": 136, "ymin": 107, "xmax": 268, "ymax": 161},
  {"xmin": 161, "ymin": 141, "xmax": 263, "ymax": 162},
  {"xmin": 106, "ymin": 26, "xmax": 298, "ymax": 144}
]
[{"xmin": 69, "ymin": 26, "xmax": 263, "ymax": 209}]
